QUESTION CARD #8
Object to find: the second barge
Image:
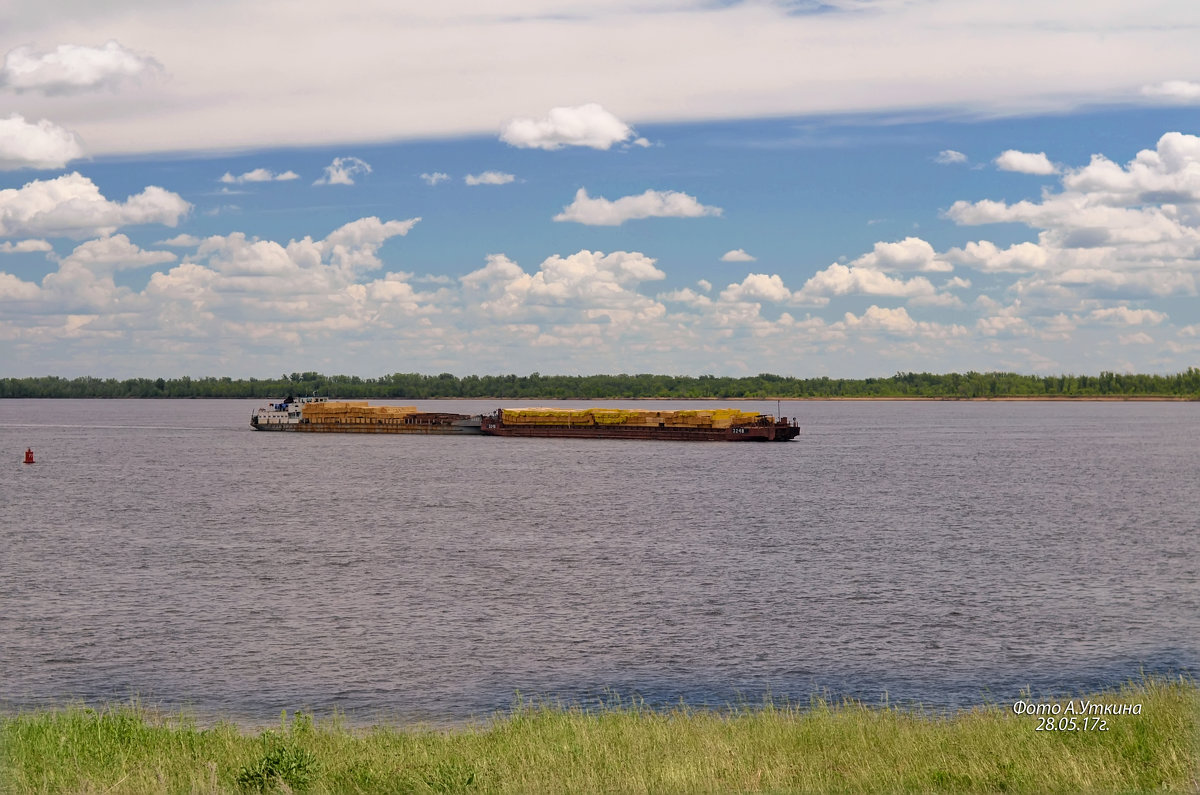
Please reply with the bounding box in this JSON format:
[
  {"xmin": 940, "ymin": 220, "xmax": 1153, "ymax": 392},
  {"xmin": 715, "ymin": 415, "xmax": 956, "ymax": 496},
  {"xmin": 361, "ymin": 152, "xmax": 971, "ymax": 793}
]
[{"xmin": 480, "ymin": 407, "xmax": 799, "ymax": 441}]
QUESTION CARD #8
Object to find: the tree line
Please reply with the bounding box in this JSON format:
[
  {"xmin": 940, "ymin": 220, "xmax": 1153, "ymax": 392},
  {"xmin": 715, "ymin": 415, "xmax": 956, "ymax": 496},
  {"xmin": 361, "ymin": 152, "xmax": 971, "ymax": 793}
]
[{"xmin": 2, "ymin": 369, "xmax": 1199, "ymax": 399}]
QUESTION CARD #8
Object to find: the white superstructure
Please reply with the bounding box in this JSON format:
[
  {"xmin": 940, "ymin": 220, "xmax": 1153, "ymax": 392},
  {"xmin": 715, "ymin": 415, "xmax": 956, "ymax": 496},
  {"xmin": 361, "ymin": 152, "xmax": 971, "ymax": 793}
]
[{"xmin": 250, "ymin": 395, "xmax": 328, "ymax": 428}]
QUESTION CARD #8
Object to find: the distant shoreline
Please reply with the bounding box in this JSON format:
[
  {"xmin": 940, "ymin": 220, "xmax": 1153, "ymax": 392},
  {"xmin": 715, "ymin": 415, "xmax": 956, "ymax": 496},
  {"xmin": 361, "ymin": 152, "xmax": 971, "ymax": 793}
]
[
  {"xmin": 7, "ymin": 371, "xmax": 1197, "ymax": 400},
  {"xmin": 3, "ymin": 395, "xmax": 1195, "ymax": 402}
]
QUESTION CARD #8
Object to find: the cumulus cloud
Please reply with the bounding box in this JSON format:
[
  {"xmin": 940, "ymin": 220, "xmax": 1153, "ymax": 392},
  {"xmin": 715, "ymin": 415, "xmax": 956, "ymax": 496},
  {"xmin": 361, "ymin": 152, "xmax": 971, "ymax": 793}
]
[
  {"xmin": 144, "ymin": 218, "xmax": 420, "ymax": 308},
  {"xmin": 976, "ymin": 314, "xmax": 1035, "ymax": 337},
  {"xmin": 1059, "ymin": 132, "xmax": 1200, "ymax": 203},
  {"xmin": 1119, "ymin": 331, "xmax": 1155, "ymax": 345},
  {"xmin": 461, "ymin": 249, "xmax": 667, "ymax": 327},
  {"xmin": 10, "ymin": 129, "xmax": 1200, "ymax": 376},
  {"xmin": 0, "ymin": 239, "xmax": 53, "ymax": 254},
  {"xmin": 720, "ymin": 273, "xmax": 793, "ymax": 303},
  {"xmin": 850, "ymin": 237, "xmax": 951, "ymax": 273},
  {"xmin": 464, "ymin": 171, "xmax": 515, "ymax": 186},
  {"xmin": 220, "ymin": 168, "xmax": 299, "ymax": 184},
  {"xmin": 842, "ymin": 305, "xmax": 918, "ymax": 335},
  {"xmin": 420, "ymin": 172, "xmax": 450, "ymax": 186},
  {"xmin": 657, "ymin": 287, "xmax": 713, "ymax": 307},
  {"xmin": 1141, "ymin": 81, "xmax": 1200, "ymax": 102},
  {"xmin": 721, "ymin": 248, "xmax": 756, "ymax": 262},
  {"xmin": 320, "ymin": 216, "xmax": 421, "ymax": 275},
  {"xmin": 994, "ymin": 149, "xmax": 1059, "ymax": 175},
  {"xmin": 1054, "ymin": 269, "xmax": 1196, "ymax": 299},
  {"xmin": 943, "ymin": 132, "xmax": 1200, "ymax": 307},
  {"xmin": 0, "ymin": 173, "xmax": 190, "ymax": 238},
  {"xmin": 157, "ymin": 234, "xmax": 201, "ymax": 247},
  {"xmin": 835, "ymin": 306, "xmax": 967, "ymax": 340},
  {"xmin": 60, "ymin": 234, "xmax": 176, "ymax": 273},
  {"xmin": 935, "ymin": 149, "xmax": 967, "ymax": 164},
  {"xmin": 500, "ymin": 104, "xmax": 639, "ymax": 151},
  {"xmin": 0, "ymin": 271, "xmax": 40, "ymax": 301},
  {"xmin": 1, "ymin": 40, "xmax": 160, "ymax": 94},
  {"xmin": 313, "ymin": 156, "xmax": 372, "ymax": 186},
  {"xmin": 553, "ymin": 188, "xmax": 722, "ymax": 226},
  {"xmin": 795, "ymin": 263, "xmax": 937, "ymax": 304},
  {"xmin": 0, "ymin": 114, "xmax": 85, "ymax": 170},
  {"xmin": 943, "ymin": 241, "xmax": 1049, "ymax": 273},
  {"xmin": 1087, "ymin": 306, "xmax": 1167, "ymax": 325}
]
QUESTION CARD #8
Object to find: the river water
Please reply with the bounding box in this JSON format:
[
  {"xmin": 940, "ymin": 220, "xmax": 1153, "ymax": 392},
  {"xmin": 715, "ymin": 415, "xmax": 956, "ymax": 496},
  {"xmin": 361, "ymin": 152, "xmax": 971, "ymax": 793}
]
[{"xmin": 1, "ymin": 399, "xmax": 1196, "ymax": 724}]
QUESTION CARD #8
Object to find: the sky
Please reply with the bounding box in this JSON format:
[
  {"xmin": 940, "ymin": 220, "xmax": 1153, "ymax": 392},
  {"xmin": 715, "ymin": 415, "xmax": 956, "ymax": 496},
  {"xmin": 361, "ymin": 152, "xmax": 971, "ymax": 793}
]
[{"xmin": 2, "ymin": 0, "xmax": 1200, "ymax": 378}]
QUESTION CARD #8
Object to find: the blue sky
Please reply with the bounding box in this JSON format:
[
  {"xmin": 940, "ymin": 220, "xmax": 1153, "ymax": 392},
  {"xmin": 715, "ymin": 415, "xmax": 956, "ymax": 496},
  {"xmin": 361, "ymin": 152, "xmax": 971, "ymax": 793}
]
[{"xmin": 3, "ymin": 1, "xmax": 1200, "ymax": 378}]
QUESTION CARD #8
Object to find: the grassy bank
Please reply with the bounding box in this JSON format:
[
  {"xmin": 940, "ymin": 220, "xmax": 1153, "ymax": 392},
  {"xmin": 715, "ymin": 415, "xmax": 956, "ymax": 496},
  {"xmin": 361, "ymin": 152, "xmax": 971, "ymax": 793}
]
[{"xmin": 2, "ymin": 678, "xmax": 1196, "ymax": 793}]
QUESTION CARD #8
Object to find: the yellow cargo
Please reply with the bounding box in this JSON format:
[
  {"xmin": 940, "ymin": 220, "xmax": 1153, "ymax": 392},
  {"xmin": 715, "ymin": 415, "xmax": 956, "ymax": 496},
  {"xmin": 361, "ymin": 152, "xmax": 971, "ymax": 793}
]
[{"xmin": 493, "ymin": 406, "xmax": 769, "ymax": 429}]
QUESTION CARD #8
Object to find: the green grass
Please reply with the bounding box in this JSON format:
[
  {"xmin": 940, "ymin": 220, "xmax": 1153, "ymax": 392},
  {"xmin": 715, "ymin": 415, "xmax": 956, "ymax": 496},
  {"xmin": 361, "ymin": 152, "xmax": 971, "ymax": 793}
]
[{"xmin": 2, "ymin": 677, "xmax": 1196, "ymax": 793}]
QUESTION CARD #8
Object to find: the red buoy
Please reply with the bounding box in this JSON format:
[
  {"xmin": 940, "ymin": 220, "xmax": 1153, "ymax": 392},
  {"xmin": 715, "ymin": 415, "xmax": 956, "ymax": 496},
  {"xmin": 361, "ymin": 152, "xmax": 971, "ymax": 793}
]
[{"xmin": 23, "ymin": 448, "xmax": 35, "ymax": 464}]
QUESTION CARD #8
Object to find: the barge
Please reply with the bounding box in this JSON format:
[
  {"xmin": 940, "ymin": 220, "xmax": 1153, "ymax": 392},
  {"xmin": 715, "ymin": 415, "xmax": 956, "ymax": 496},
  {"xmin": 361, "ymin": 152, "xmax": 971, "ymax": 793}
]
[
  {"xmin": 479, "ymin": 407, "xmax": 799, "ymax": 441},
  {"xmin": 250, "ymin": 396, "xmax": 481, "ymax": 434}
]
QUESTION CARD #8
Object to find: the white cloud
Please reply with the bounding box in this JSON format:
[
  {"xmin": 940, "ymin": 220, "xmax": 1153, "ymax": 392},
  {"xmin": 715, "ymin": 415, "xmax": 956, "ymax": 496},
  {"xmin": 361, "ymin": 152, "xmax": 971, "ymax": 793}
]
[
  {"xmin": 320, "ymin": 216, "xmax": 421, "ymax": 275},
  {"xmin": 942, "ymin": 132, "xmax": 1200, "ymax": 311},
  {"xmin": 1060, "ymin": 132, "xmax": 1200, "ymax": 203},
  {"xmin": 8, "ymin": 6, "xmax": 1200, "ymax": 157},
  {"xmin": 944, "ymin": 241, "xmax": 1049, "ymax": 273},
  {"xmin": 500, "ymin": 104, "xmax": 638, "ymax": 151},
  {"xmin": 842, "ymin": 305, "xmax": 918, "ymax": 335},
  {"xmin": 721, "ymin": 248, "xmax": 756, "ymax": 262},
  {"xmin": 719, "ymin": 273, "xmax": 793, "ymax": 303},
  {"xmin": 464, "ymin": 171, "xmax": 515, "ymax": 186},
  {"xmin": 220, "ymin": 168, "xmax": 299, "ymax": 184},
  {"xmin": 0, "ymin": 173, "xmax": 190, "ymax": 239},
  {"xmin": 935, "ymin": 149, "xmax": 967, "ymax": 164},
  {"xmin": 850, "ymin": 237, "xmax": 950, "ymax": 273},
  {"xmin": 795, "ymin": 263, "xmax": 938, "ymax": 304},
  {"xmin": 0, "ymin": 239, "xmax": 53, "ymax": 254},
  {"xmin": 976, "ymin": 314, "xmax": 1035, "ymax": 337},
  {"xmin": 157, "ymin": 234, "xmax": 200, "ymax": 247},
  {"xmin": 0, "ymin": 114, "xmax": 85, "ymax": 170},
  {"xmin": 1048, "ymin": 269, "xmax": 1196, "ymax": 299},
  {"xmin": 1, "ymin": 40, "xmax": 160, "ymax": 95},
  {"xmin": 9, "ymin": 127, "xmax": 1200, "ymax": 376},
  {"xmin": 1087, "ymin": 306, "xmax": 1167, "ymax": 326},
  {"xmin": 994, "ymin": 150, "xmax": 1059, "ymax": 175},
  {"xmin": 553, "ymin": 188, "xmax": 722, "ymax": 226},
  {"xmin": 60, "ymin": 234, "xmax": 176, "ymax": 273},
  {"xmin": 1141, "ymin": 81, "xmax": 1200, "ymax": 102},
  {"xmin": 420, "ymin": 172, "xmax": 450, "ymax": 186},
  {"xmin": 838, "ymin": 305, "xmax": 966, "ymax": 339},
  {"xmin": 1119, "ymin": 331, "xmax": 1155, "ymax": 345},
  {"xmin": 658, "ymin": 287, "xmax": 713, "ymax": 307},
  {"xmin": 0, "ymin": 272, "xmax": 41, "ymax": 301},
  {"xmin": 461, "ymin": 249, "xmax": 667, "ymax": 327},
  {"xmin": 313, "ymin": 156, "xmax": 372, "ymax": 186},
  {"xmin": 148, "ymin": 218, "xmax": 420, "ymax": 304}
]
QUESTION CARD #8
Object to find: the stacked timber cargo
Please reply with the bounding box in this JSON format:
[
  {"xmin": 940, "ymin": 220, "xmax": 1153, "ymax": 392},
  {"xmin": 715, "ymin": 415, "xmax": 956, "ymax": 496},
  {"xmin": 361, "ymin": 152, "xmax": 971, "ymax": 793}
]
[
  {"xmin": 497, "ymin": 407, "xmax": 764, "ymax": 428},
  {"xmin": 250, "ymin": 397, "xmax": 481, "ymax": 434},
  {"xmin": 302, "ymin": 401, "xmax": 417, "ymax": 425},
  {"xmin": 480, "ymin": 407, "xmax": 799, "ymax": 442}
]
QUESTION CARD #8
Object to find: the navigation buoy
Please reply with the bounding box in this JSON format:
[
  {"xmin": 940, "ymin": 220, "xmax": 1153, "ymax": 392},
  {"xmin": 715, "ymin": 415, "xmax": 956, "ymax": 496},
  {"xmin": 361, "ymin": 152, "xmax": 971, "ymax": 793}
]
[{"xmin": 23, "ymin": 448, "xmax": 35, "ymax": 464}]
